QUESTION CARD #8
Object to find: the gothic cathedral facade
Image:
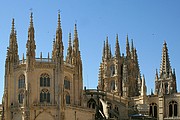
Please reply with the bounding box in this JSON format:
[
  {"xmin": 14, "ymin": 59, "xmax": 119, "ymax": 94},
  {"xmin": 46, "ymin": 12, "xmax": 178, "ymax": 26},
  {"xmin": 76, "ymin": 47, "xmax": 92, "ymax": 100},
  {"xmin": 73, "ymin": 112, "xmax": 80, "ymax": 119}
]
[{"xmin": 1, "ymin": 12, "xmax": 180, "ymax": 120}]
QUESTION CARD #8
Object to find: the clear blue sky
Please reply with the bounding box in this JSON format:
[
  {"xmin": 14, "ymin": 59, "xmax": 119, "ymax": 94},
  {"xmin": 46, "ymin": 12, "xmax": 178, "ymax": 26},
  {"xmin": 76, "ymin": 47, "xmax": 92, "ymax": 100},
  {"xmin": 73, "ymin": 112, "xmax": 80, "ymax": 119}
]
[{"xmin": 0, "ymin": 0, "xmax": 180, "ymax": 102}]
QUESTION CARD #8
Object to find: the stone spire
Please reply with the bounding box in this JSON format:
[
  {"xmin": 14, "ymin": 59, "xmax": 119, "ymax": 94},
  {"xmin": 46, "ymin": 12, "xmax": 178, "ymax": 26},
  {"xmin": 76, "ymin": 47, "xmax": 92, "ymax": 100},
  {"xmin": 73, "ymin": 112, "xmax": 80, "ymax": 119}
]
[
  {"xmin": 5, "ymin": 18, "xmax": 19, "ymax": 74},
  {"xmin": 109, "ymin": 44, "xmax": 112, "ymax": 58},
  {"xmin": 115, "ymin": 34, "xmax": 120, "ymax": 58},
  {"xmin": 9, "ymin": 18, "xmax": 19, "ymax": 64},
  {"xmin": 126, "ymin": 35, "xmax": 131, "ymax": 58},
  {"xmin": 105, "ymin": 36, "xmax": 109, "ymax": 59},
  {"xmin": 73, "ymin": 23, "xmax": 79, "ymax": 56},
  {"xmin": 159, "ymin": 41, "xmax": 171, "ymax": 78},
  {"xmin": 102, "ymin": 41, "xmax": 105, "ymax": 60},
  {"xmin": 72, "ymin": 23, "xmax": 83, "ymax": 105},
  {"xmin": 26, "ymin": 12, "xmax": 36, "ymax": 70},
  {"xmin": 72, "ymin": 23, "xmax": 81, "ymax": 64},
  {"xmin": 131, "ymin": 39, "xmax": 134, "ymax": 59},
  {"xmin": 66, "ymin": 33, "xmax": 72, "ymax": 64},
  {"xmin": 52, "ymin": 12, "xmax": 64, "ymax": 62}
]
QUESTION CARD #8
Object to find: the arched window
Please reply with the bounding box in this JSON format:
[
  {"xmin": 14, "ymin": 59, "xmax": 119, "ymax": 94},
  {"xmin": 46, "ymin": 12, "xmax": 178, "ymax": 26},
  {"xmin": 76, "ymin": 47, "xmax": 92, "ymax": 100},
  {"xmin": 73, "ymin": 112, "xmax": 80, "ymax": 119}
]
[
  {"xmin": 110, "ymin": 80, "xmax": 115, "ymax": 91},
  {"xmin": 18, "ymin": 92, "xmax": 24, "ymax": 104},
  {"xmin": 169, "ymin": 101, "xmax": 178, "ymax": 117},
  {"xmin": 110, "ymin": 65, "xmax": 115, "ymax": 76},
  {"xmin": 66, "ymin": 93, "xmax": 70, "ymax": 104},
  {"xmin": 40, "ymin": 73, "xmax": 50, "ymax": 87},
  {"xmin": 40, "ymin": 89, "xmax": 50, "ymax": 103},
  {"xmin": 64, "ymin": 78, "xmax": 70, "ymax": 90},
  {"xmin": 87, "ymin": 98, "xmax": 96, "ymax": 109},
  {"xmin": 18, "ymin": 74, "xmax": 25, "ymax": 89},
  {"xmin": 149, "ymin": 103, "xmax": 157, "ymax": 118}
]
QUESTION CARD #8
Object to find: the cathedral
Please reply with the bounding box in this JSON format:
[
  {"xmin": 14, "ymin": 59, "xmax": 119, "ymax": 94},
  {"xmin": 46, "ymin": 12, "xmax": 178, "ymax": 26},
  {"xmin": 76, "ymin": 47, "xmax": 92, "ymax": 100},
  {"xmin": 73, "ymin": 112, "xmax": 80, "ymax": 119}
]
[{"xmin": 0, "ymin": 12, "xmax": 180, "ymax": 120}]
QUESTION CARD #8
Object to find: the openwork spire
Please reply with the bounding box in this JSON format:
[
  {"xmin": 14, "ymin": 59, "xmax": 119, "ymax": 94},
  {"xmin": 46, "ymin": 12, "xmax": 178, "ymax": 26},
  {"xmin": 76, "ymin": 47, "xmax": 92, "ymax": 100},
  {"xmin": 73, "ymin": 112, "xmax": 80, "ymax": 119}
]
[{"xmin": 159, "ymin": 41, "xmax": 171, "ymax": 77}]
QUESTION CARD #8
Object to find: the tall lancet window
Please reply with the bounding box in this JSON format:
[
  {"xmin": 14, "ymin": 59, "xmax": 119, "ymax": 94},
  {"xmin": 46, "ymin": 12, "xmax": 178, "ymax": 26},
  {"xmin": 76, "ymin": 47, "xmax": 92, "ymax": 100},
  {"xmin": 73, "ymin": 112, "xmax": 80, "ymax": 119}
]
[
  {"xmin": 18, "ymin": 74, "xmax": 25, "ymax": 89},
  {"xmin": 149, "ymin": 103, "xmax": 158, "ymax": 118},
  {"xmin": 169, "ymin": 101, "xmax": 178, "ymax": 117}
]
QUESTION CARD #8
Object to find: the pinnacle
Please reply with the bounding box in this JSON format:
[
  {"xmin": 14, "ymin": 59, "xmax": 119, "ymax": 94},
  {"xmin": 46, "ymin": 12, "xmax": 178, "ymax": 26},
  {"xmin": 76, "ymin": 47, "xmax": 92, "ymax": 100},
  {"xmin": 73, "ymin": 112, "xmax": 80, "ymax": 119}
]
[
  {"xmin": 160, "ymin": 41, "xmax": 171, "ymax": 77},
  {"xmin": 30, "ymin": 12, "xmax": 34, "ymax": 28}
]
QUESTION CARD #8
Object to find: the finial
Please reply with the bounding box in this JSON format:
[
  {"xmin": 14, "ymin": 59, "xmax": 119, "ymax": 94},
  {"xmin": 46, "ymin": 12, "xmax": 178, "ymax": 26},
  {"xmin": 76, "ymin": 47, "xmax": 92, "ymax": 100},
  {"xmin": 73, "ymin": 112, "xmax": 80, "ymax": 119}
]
[
  {"xmin": 74, "ymin": 23, "xmax": 77, "ymax": 31},
  {"xmin": 116, "ymin": 34, "xmax": 118, "ymax": 41},
  {"xmin": 57, "ymin": 11, "xmax": 61, "ymax": 29},
  {"xmin": 106, "ymin": 36, "xmax": 108, "ymax": 43},
  {"xmin": 164, "ymin": 40, "xmax": 167, "ymax": 45},
  {"xmin": 74, "ymin": 23, "xmax": 78, "ymax": 38},
  {"xmin": 11, "ymin": 18, "xmax": 15, "ymax": 33},
  {"xmin": 29, "ymin": 12, "xmax": 34, "ymax": 27},
  {"xmin": 126, "ymin": 34, "xmax": 129, "ymax": 43},
  {"xmin": 106, "ymin": 36, "xmax": 109, "ymax": 49}
]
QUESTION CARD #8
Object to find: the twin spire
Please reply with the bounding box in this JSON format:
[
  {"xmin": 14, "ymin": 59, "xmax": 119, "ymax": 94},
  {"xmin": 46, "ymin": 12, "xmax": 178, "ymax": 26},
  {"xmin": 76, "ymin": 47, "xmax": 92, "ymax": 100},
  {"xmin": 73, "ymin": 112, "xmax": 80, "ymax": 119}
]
[
  {"xmin": 66, "ymin": 23, "xmax": 81, "ymax": 64},
  {"xmin": 7, "ymin": 12, "xmax": 80, "ymax": 66}
]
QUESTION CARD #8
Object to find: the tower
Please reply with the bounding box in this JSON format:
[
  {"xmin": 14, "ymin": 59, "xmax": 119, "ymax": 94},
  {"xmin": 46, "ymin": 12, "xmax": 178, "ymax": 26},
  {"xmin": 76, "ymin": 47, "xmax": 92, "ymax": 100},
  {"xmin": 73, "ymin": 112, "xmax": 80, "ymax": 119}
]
[
  {"xmin": 3, "ymin": 12, "xmax": 84, "ymax": 120},
  {"xmin": 98, "ymin": 35, "xmax": 142, "ymax": 97},
  {"xmin": 155, "ymin": 41, "xmax": 177, "ymax": 95},
  {"xmin": 4, "ymin": 18, "xmax": 19, "ymax": 120},
  {"xmin": 71, "ymin": 24, "xmax": 83, "ymax": 105}
]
